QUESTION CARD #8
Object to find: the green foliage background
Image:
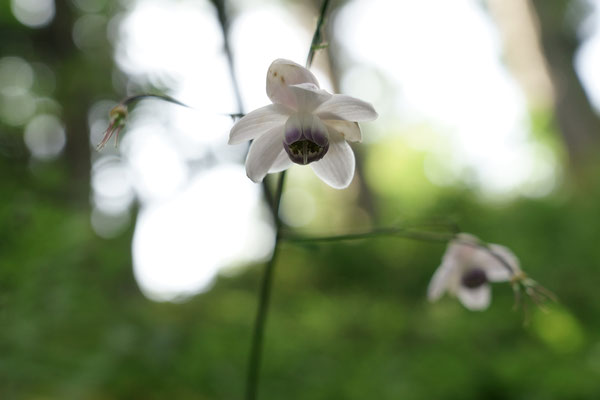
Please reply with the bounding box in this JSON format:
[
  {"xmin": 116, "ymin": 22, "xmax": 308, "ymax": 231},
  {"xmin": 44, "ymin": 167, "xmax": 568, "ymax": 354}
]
[{"xmin": 1, "ymin": 0, "xmax": 599, "ymax": 399}]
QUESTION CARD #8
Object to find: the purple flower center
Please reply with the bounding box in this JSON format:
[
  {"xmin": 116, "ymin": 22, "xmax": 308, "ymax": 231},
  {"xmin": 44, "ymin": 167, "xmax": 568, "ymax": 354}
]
[
  {"xmin": 284, "ymin": 140, "xmax": 329, "ymax": 165},
  {"xmin": 461, "ymin": 267, "xmax": 487, "ymax": 289},
  {"xmin": 283, "ymin": 113, "xmax": 329, "ymax": 165}
]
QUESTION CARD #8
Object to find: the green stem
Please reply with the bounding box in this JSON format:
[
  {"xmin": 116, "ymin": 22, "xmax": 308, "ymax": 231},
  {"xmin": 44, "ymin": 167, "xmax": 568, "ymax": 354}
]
[
  {"xmin": 119, "ymin": 94, "xmax": 244, "ymax": 118},
  {"xmin": 306, "ymin": 0, "xmax": 331, "ymax": 68},
  {"xmin": 245, "ymin": 0, "xmax": 330, "ymax": 396},
  {"xmin": 245, "ymin": 172, "xmax": 286, "ymax": 400},
  {"xmin": 283, "ymin": 227, "xmax": 453, "ymax": 244},
  {"xmin": 121, "ymin": 94, "xmax": 191, "ymax": 108},
  {"xmin": 284, "ymin": 228, "xmax": 517, "ymax": 276}
]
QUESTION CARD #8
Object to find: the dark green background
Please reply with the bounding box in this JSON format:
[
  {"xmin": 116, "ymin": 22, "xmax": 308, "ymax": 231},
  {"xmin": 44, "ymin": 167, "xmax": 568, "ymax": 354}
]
[{"xmin": 1, "ymin": 0, "xmax": 599, "ymax": 398}]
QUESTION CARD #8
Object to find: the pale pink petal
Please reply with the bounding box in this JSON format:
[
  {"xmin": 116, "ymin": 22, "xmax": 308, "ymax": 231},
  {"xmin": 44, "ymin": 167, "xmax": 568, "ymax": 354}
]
[
  {"xmin": 269, "ymin": 149, "xmax": 292, "ymax": 173},
  {"xmin": 228, "ymin": 104, "xmax": 290, "ymax": 145},
  {"xmin": 486, "ymin": 244, "xmax": 520, "ymax": 282},
  {"xmin": 430, "ymin": 235, "xmax": 483, "ymax": 299},
  {"xmin": 288, "ymin": 83, "xmax": 332, "ymax": 112},
  {"xmin": 429, "ymin": 245, "xmax": 464, "ymax": 300},
  {"xmin": 427, "ymin": 264, "xmax": 452, "ymax": 301},
  {"xmin": 315, "ymin": 94, "xmax": 378, "ymax": 122},
  {"xmin": 245, "ymin": 126, "xmax": 284, "ymax": 183},
  {"xmin": 461, "ymin": 241, "xmax": 518, "ymax": 282},
  {"xmin": 457, "ymin": 285, "xmax": 491, "ymax": 311},
  {"xmin": 310, "ymin": 130, "xmax": 355, "ymax": 189},
  {"xmin": 324, "ymin": 119, "xmax": 362, "ymax": 142},
  {"xmin": 266, "ymin": 59, "xmax": 319, "ymax": 110}
]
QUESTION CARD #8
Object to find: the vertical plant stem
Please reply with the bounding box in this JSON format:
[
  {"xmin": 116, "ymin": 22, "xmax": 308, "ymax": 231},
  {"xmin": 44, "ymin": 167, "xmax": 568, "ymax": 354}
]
[
  {"xmin": 212, "ymin": 0, "xmax": 278, "ymax": 215},
  {"xmin": 212, "ymin": 0, "xmax": 244, "ymax": 113},
  {"xmin": 306, "ymin": 0, "xmax": 331, "ymax": 68},
  {"xmin": 245, "ymin": 1, "xmax": 330, "ymax": 398},
  {"xmin": 245, "ymin": 172, "xmax": 286, "ymax": 400}
]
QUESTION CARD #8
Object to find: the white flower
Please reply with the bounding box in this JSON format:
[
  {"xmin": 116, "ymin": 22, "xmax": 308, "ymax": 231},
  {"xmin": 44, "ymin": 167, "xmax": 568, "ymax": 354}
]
[
  {"xmin": 427, "ymin": 233, "xmax": 520, "ymax": 311},
  {"xmin": 228, "ymin": 59, "xmax": 378, "ymax": 189}
]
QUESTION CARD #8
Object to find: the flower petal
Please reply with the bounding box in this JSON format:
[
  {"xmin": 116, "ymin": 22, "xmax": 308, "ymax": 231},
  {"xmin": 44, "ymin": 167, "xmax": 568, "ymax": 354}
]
[
  {"xmin": 429, "ymin": 242, "xmax": 465, "ymax": 300},
  {"xmin": 486, "ymin": 244, "xmax": 520, "ymax": 282},
  {"xmin": 245, "ymin": 125, "xmax": 284, "ymax": 183},
  {"xmin": 324, "ymin": 119, "xmax": 362, "ymax": 142},
  {"xmin": 283, "ymin": 113, "xmax": 329, "ymax": 146},
  {"xmin": 310, "ymin": 130, "xmax": 355, "ymax": 189},
  {"xmin": 266, "ymin": 59, "xmax": 320, "ymax": 110},
  {"xmin": 457, "ymin": 284, "xmax": 491, "ymax": 311},
  {"xmin": 288, "ymin": 83, "xmax": 332, "ymax": 112},
  {"xmin": 427, "ymin": 264, "xmax": 452, "ymax": 301},
  {"xmin": 315, "ymin": 94, "xmax": 378, "ymax": 122},
  {"xmin": 283, "ymin": 113, "xmax": 329, "ymax": 165},
  {"xmin": 228, "ymin": 104, "xmax": 290, "ymax": 145},
  {"xmin": 269, "ymin": 149, "xmax": 292, "ymax": 173}
]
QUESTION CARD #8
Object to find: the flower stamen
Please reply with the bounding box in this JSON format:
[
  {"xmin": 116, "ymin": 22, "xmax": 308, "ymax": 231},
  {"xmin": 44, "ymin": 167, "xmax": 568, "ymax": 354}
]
[
  {"xmin": 285, "ymin": 139, "xmax": 328, "ymax": 165},
  {"xmin": 283, "ymin": 113, "xmax": 329, "ymax": 165},
  {"xmin": 97, "ymin": 104, "xmax": 128, "ymax": 150}
]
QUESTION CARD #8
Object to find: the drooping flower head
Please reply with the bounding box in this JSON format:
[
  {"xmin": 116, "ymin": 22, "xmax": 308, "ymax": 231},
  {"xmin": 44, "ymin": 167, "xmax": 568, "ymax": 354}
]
[
  {"xmin": 427, "ymin": 233, "xmax": 520, "ymax": 311},
  {"xmin": 228, "ymin": 59, "xmax": 378, "ymax": 189},
  {"xmin": 96, "ymin": 104, "xmax": 128, "ymax": 150}
]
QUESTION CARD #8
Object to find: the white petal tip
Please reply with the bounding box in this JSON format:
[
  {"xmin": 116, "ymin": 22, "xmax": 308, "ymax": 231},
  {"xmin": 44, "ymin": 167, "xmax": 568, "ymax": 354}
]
[
  {"xmin": 315, "ymin": 95, "xmax": 379, "ymax": 122},
  {"xmin": 310, "ymin": 137, "xmax": 355, "ymax": 190},
  {"xmin": 246, "ymin": 173, "xmax": 264, "ymax": 184},
  {"xmin": 228, "ymin": 134, "xmax": 245, "ymax": 145},
  {"xmin": 361, "ymin": 104, "xmax": 378, "ymax": 121},
  {"xmin": 330, "ymin": 181, "xmax": 352, "ymax": 190}
]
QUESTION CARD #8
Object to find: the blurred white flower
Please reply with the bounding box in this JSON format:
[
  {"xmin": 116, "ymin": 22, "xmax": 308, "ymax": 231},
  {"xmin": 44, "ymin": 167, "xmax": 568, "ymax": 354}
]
[
  {"xmin": 229, "ymin": 59, "xmax": 378, "ymax": 189},
  {"xmin": 427, "ymin": 233, "xmax": 520, "ymax": 311}
]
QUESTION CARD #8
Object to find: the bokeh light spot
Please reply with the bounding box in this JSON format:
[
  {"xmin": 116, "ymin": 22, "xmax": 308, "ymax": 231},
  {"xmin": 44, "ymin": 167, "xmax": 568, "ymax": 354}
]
[
  {"xmin": 0, "ymin": 57, "xmax": 34, "ymax": 96},
  {"xmin": 0, "ymin": 92, "xmax": 36, "ymax": 126},
  {"xmin": 280, "ymin": 187, "xmax": 316, "ymax": 227},
  {"xmin": 91, "ymin": 207, "xmax": 131, "ymax": 239},
  {"xmin": 11, "ymin": 0, "xmax": 55, "ymax": 28},
  {"xmin": 92, "ymin": 156, "xmax": 135, "ymax": 214},
  {"xmin": 132, "ymin": 165, "xmax": 274, "ymax": 302},
  {"xmin": 72, "ymin": 14, "xmax": 107, "ymax": 51},
  {"xmin": 23, "ymin": 114, "xmax": 66, "ymax": 160},
  {"xmin": 532, "ymin": 307, "xmax": 585, "ymax": 354}
]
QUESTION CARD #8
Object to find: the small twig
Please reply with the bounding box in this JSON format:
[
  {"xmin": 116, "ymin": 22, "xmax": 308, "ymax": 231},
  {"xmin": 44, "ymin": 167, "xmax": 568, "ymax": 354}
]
[
  {"xmin": 283, "ymin": 227, "xmax": 454, "ymax": 244},
  {"xmin": 95, "ymin": 94, "xmax": 243, "ymax": 150},
  {"xmin": 121, "ymin": 93, "xmax": 191, "ymax": 108},
  {"xmin": 306, "ymin": 0, "xmax": 331, "ymax": 68},
  {"xmin": 246, "ymin": 1, "xmax": 331, "ymax": 398},
  {"xmin": 246, "ymin": 172, "xmax": 286, "ymax": 400}
]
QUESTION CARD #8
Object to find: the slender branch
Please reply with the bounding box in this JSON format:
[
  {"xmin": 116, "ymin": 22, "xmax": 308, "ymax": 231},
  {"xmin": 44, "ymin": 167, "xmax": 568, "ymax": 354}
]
[
  {"xmin": 246, "ymin": 0, "xmax": 331, "ymax": 398},
  {"xmin": 485, "ymin": 246, "xmax": 516, "ymax": 275},
  {"xmin": 211, "ymin": 0, "xmax": 244, "ymax": 115},
  {"xmin": 245, "ymin": 172, "xmax": 286, "ymax": 400},
  {"xmin": 208, "ymin": 4, "xmax": 285, "ymax": 396},
  {"xmin": 120, "ymin": 93, "xmax": 191, "ymax": 108},
  {"xmin": 284, "ymin": 227, "xmax": 518, "ymax": 276},
  {"xmin": 283, "ymin": 227, "xmax": 453, "ymax": 244},
  {"xmin": 272, "ymin": 171, "xmax": 286, "ymax": 227},
  {"xmin": 284, "ymin": 225, "xmax": 555, "ymax": 311},
  {"xmin": 306, "ymin": 0, "xmax": 331, "ymax": 68},
  {"xmin": 260, "ymin": 179, "xmax": 276, "ymax": 216},
  {"xmin": 121, "ymin": 93, "xmax": 243, "ymax": 118}
]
